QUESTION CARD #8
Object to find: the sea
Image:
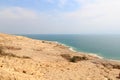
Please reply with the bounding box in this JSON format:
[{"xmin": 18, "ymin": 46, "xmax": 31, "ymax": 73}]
[{"xmin": 20, "ymin": 34, "xmax": 120, "ymax": 60}]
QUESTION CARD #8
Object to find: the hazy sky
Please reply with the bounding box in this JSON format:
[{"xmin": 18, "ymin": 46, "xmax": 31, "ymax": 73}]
[{"xmin": 0, "ymin": 0, "xmax": 120, "ymax": 34}]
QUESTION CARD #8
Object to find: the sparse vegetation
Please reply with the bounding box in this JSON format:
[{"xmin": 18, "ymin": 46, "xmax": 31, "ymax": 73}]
[
  {"xmin": 5, "ymin": 46, "xmax": 21, "ymax": 50},
  {"xmin": 101, "ymin": 62, "xmax": 120, "ymax": 69},
  {"xmin": 61, "ymin": 54, "xmax": 71, "ymax": 61},
  {"xmin": 0, "ymin": 46, "xmax": 3, "ymax": 54},
  {"xmin": 22, "ymin": 70, "xmax": 27, "ymax": 73},
  {"xmin": 0, "ymin": 46, "xmax": 30, "ymax": 59},
  {"xmin": 0, "ymin": 46, "xmax": 5, "ymax": 56},
  {"xmin": 22, "ymin": 56, "xmax": 31, "ymax": 59},
  {"xmin": 0, "ymin": 46, "xmax": 19, "ymax": 58},
  {"xmin": 70, "ymin": 56, "xmax": 88, "ymax": 62},
  {"xmin": 116, "ymin": 73, "xmax": 120, "ymax": 79},
  {"xmin": 61, "ymin": 54, "xmax": 88, "ymax": 62},
  {"xmin": 42, "ymin": 41, "xmax": 45, "ymax": 43},
  {"xmin": 33, "ymin": 48, "xmax": 42, "ymax": 51}
]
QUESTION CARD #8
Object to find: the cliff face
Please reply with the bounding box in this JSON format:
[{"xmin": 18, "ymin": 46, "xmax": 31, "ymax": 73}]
[{"xmin": 0, "ymin": 33, "xmax": 120, "ymax": 80}]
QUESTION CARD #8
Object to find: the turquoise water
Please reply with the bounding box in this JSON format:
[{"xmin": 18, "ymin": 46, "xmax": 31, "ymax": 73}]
[{"xmin": 21, "ymin": 34, "xmax": 120, "ymax": 60}]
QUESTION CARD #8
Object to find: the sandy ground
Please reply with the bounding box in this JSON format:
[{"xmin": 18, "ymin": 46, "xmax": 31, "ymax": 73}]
[{"xmin": 0, "ymin": 33, "xmax": 120, "ymax": 80}]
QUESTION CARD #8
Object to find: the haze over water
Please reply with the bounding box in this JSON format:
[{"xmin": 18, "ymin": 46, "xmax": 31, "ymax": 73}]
[{"xmin": 22, "ymin": 34, "xmax": 120, "ymax": 60}]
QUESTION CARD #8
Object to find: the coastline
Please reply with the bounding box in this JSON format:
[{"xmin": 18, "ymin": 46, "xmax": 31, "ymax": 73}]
[
  {"xmin": 43, "ymin": 39, "xmax": 120, "ymax": 61},
  {"xmin": 50, "ymin": 41, "xmax": 120, "ymax": 62},
  {"xmin": 53, "ymin": 41, "xmax": 120, "ymax": 62},
  {"xmin": 17, "ymin": 34, "xmax": 120, "ymax": 61},
  {"xmin": 52, "ymin": 41, "xmax": 104, "ymax": 59},
  {"xmin": 0, "ymin": 33, "xmax": 120, "ymax": 80},
  {"xmin": 20, "ymin": 34, "xmax": 120, "ymax": 61}
]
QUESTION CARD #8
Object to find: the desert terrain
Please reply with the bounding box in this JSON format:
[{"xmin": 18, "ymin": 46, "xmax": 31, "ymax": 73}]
[{"xmin": 0, "ymin": 33, "xmax": 120, "ymax": 80}]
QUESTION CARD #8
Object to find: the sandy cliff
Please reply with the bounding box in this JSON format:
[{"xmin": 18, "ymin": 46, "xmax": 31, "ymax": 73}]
[{"xmin": 0, "ymin": 33, "xmax": 120, "ymax": 80}]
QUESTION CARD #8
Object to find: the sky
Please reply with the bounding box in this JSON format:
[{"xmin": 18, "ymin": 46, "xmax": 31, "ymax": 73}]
[{"xmin": 0, "ymin": 0, "xmax": 120, "ymax": 34}]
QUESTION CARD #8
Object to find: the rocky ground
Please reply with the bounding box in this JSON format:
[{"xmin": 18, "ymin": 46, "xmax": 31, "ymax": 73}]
[{"xmin": 0, "ymin": 33, "xmax": 120, "ymax": 80}]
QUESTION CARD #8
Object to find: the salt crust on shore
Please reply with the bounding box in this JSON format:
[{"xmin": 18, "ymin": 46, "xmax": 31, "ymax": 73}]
[{"xmin": 0, "ymin": 33, "xmax": 120, "ymax": 80}]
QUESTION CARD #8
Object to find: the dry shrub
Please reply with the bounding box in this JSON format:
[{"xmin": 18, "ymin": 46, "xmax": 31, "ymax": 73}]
[
  {"xmin": 61, "ymin": 54, "xmax": 71, "ymax": 61},
  {"xmin": 70, "ymin": 56, "xmax": 88, "ymax": 62},
  {"xmin": 61, "ymin": 54, "xmax": 88, "ymax": 63},
  {"xmin": 0, "ymin": 46, "xmax": 30, "ymax": 59},
  {"xmin": 5, "ymin": 46, "xmax": 21, "ymax": 50},
  {"xmin": 0, "ymin": 46, "xmax": 5, "ymax": 56},
  {"xmin": 33, "ymin": 49, "xmax": 42, "ymax": 51},
  {"xmin": 0, "ymin": 46, "xmax": 3, "ymax": 54},
  {"xmin": 41, "ymin": 41, "xmax": 45, "ymax": 43},
  {"xmin": 22, "ymin": 56, "xmax": 31, "ymax": 59}
]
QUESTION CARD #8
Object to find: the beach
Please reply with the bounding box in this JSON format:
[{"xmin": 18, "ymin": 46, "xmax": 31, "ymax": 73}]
[{"xmin": 0, "ymin": 33, "xmax": 120, "ymax": 80}]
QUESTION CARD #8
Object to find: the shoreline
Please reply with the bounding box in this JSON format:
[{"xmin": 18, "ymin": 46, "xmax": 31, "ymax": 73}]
[
  {"xmin": 17, "ymin": 34, "xmax": 120, "ymax": 62},
  {"xmin": 51, "ymin": 40, "xmax": 120, "ymax": 61},
  {"xmin": 1, "ymin": 33, "xmax": 120, "ymax": 80},
  {"xmin": 19, "ymin": 34, "xmax": 120, "ymax": 62},
  {"xmin": 15, "ymin": 34, "xmax": 120, "ymax": 61}
]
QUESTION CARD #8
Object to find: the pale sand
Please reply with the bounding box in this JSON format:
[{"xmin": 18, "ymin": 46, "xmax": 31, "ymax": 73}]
[{"xmin": 0, "ymin": 33, "xmax": 120, "ymax": 80}]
